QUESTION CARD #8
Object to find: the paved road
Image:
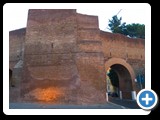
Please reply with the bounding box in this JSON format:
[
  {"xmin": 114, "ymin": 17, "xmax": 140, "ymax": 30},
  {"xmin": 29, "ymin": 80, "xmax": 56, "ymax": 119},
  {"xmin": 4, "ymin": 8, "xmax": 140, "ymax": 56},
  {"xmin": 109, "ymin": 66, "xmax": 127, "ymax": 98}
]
[
  {"xmin": 108, "ymin": 97, "xmax": 141, "ymax": 109},
  {"xmin": 9, "ymin": 102, "xmax": 127, "ymax": 109},
  {"xmin": 9, "ymin": 97, "xmax": 140, "ymax": 109}
]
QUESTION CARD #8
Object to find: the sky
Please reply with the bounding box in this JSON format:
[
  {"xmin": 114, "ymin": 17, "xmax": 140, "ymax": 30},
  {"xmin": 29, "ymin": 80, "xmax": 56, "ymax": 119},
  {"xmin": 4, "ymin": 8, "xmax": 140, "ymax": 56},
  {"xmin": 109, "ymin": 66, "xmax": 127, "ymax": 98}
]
[{"xmin": 4, "ymin": 3, "xmax": 150, "ymax": 32}]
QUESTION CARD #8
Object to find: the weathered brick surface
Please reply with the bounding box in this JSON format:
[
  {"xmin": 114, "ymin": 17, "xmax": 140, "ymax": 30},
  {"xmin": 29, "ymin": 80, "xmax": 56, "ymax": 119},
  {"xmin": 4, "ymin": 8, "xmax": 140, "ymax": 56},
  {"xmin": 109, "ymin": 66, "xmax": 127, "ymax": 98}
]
[
  {"xmin": 101, "ymin": 31, "xmax": 145, "ymax": 61},
  {"xmin": 9, "ymin": 28, "xmax": 26, "ymax": 101},
  {"xmin": 9, "ymin": 28, "xmax": 26, "ymax": 70},
  {"xmin": 9, "ymin": 9, "xmax": 145, "ymax": 103},
  {"xmin": 77, "ymin": 13, "xmax": 99, "ymax": 29}
]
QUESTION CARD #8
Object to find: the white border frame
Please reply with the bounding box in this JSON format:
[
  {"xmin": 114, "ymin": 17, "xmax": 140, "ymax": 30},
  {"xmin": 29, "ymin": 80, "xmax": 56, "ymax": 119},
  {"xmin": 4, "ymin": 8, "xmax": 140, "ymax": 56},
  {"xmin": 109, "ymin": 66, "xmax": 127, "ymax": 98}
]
[{"xmin": 3, "ymin": 3, "xmax": 151, "ymax": 115}]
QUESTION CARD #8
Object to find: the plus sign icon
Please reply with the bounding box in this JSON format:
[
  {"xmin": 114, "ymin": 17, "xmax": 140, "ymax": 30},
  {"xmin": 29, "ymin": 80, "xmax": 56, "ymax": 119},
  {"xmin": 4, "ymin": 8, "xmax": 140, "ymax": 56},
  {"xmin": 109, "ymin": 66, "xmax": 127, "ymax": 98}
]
[{"xmin": 137, "ymin": 89, "xmax": 158, "ymax": 110}]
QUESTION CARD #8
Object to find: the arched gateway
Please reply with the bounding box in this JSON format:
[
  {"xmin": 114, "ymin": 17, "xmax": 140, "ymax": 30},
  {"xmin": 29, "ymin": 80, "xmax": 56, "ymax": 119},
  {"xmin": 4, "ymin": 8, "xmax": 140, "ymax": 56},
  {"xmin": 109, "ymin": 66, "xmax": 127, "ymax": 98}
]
[{"xmin": 105, "ymin": 58, "xmax": 136, "ymax": 100}]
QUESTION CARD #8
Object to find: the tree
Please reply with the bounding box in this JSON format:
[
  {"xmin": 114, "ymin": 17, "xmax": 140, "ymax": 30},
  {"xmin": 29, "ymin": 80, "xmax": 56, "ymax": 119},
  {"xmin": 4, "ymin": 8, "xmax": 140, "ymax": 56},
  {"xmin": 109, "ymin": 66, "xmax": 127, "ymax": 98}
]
[
  {"xmin": 126, "ymin": 23, "xmax": 145, "ymax": 39},
  {"xmin": 108, "ymin": 15, "xmax": 145, "ymax": 39},
  {"xmin": 108, "ymin": 15, "xmax": 126, "ymax": 34},
  {"xmin": 108, "ymin": 69, "xmax": 119, "ymax": 87}
]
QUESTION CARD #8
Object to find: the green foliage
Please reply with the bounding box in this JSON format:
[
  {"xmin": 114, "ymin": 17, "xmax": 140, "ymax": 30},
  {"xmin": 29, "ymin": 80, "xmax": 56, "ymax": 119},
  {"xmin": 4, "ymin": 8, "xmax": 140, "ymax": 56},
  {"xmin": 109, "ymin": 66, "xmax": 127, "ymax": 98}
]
[
  {"xmin": 108, "ymin": 15, "xmax": 145, "ymax": 39},
  {"xmin": 126, "ymin": 23, "xmax": 145, "ymax": 39},
  {"xmin": 108, "ymin": 69, "xmax": 119, "ymax": 87},
  {"xmin": 108, "ymin": 15, "xmax": 126, "ymax": 34}
]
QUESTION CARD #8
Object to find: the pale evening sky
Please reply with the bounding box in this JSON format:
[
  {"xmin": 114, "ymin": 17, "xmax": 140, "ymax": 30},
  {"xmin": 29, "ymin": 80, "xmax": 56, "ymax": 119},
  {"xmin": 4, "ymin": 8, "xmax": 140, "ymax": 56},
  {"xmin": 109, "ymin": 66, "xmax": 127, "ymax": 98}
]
[{"xmin": 4, "ymin": 3, "xmax": 150, "ymax": 32}]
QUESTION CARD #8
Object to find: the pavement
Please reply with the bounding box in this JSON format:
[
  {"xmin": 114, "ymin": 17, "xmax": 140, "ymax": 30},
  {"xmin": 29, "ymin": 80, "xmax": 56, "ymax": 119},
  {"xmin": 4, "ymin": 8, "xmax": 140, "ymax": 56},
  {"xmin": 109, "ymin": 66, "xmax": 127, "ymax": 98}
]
[
  {"xmin": 108, "ymin": 96, "xmax": 141, "ymax": 109},
  {"xmin": 9, "ymin": 97, "xmax": 140, "ymax": 109},
  {"xmin": 9, "ymin": 102, "xmax": 127, "ymax": 109}
]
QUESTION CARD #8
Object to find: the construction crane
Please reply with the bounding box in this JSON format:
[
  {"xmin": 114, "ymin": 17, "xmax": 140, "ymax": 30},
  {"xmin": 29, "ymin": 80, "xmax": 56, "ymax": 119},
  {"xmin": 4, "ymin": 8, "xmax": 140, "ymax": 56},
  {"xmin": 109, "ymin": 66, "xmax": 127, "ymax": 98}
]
[
  {"xmin": 105, "ymin": 9, "xmax": 122, "ymax": 31},
  {"xmin": 116, "ymin": 9, "xmax": 122, "ymax": 16}
]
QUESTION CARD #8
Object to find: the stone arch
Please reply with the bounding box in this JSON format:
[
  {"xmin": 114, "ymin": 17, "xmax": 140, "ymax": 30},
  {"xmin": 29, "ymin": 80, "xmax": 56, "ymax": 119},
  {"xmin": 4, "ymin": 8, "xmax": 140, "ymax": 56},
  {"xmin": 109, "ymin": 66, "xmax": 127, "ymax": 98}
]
[{"xmin": 105, "ymin": 58, "xmax": 136, "ymax": 100}]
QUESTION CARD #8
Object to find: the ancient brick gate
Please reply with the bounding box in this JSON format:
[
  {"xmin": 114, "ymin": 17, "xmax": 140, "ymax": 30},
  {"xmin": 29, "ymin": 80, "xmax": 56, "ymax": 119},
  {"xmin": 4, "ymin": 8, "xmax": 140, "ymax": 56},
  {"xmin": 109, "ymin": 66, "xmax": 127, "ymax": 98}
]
[{"xmin": 9, "ymin": 9, "xmax": 145, "ymax": 104}]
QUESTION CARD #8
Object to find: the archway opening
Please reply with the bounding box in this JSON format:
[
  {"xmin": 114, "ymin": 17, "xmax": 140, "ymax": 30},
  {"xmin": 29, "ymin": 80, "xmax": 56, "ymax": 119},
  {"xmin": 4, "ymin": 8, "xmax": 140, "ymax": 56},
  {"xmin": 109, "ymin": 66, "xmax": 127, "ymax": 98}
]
[
  {"xmin": 106, "ymin": 64, "xmax": 133, "ymax": 99},
  {"xmin": 107, "ymin": 68, "xmax": 119, "ymax": 97}
]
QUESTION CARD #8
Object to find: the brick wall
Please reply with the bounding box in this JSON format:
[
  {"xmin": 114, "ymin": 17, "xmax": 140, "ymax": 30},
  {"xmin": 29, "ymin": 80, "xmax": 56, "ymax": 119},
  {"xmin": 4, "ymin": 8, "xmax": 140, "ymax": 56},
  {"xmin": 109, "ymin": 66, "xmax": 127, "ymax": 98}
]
[
  {"xmin": 9, "ymin": 9, "xmax": 145, "ymax": 103},
  {"xmin": 9, "ymin": 28, "xmax": 26, "ymax": 70}
]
